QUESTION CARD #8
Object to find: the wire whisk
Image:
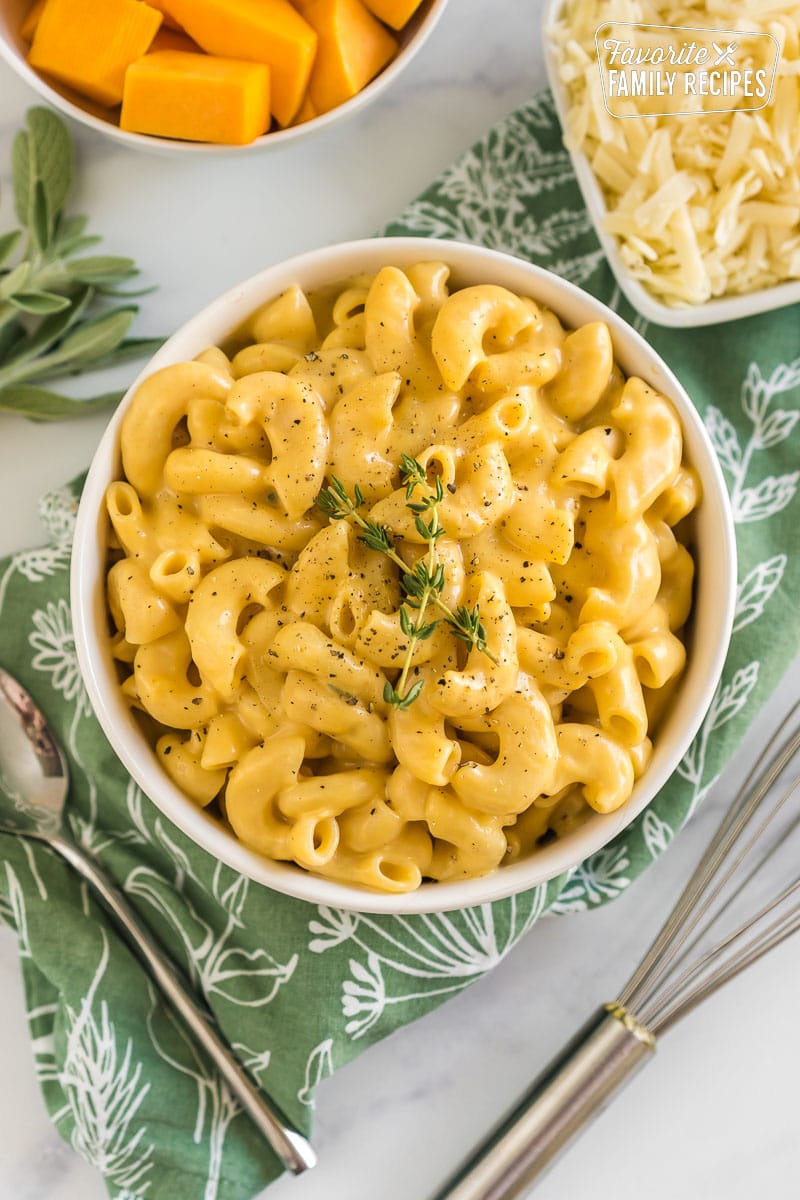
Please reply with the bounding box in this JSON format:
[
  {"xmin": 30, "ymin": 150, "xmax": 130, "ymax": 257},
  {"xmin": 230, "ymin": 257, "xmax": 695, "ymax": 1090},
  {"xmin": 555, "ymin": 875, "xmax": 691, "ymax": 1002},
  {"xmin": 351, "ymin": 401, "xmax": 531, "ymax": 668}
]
[{"xmin": 432, "ymin": 703, "xmax": 800, "ymax": 1200}]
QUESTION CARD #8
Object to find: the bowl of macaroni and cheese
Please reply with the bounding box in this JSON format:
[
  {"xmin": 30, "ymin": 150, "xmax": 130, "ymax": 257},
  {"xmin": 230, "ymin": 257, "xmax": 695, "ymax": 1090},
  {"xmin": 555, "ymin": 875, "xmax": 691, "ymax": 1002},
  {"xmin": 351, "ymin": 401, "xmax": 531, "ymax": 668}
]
[{"xmin": 72, "ymin": 237, "xmax": 736, "ymax": 913}]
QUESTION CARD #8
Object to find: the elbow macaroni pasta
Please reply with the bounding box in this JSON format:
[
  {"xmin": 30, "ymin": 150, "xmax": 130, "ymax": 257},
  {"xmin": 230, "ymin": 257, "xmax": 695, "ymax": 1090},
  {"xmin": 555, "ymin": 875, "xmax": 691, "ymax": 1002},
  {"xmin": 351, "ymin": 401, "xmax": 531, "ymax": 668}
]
[{"xmin": 105, "ymin": 262, "xmax": 699, "ymax": 893}]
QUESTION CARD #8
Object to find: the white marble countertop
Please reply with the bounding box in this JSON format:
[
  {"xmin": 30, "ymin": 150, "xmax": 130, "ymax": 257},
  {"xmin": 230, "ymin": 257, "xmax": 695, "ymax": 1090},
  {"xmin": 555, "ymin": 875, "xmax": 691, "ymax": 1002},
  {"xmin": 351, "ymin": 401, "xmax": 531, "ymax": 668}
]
[{"xmin": 1, "ymin": 2, "xmax": 798, "ymax": 1198}]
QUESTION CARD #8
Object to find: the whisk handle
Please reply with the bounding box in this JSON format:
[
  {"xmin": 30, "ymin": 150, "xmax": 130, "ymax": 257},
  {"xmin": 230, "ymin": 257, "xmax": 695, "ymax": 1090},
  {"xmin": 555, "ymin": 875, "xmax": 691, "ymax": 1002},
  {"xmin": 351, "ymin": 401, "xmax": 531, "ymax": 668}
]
[{"xmin": 430, "ymin": 1003, "xmax": 656, "ymax": 1200}]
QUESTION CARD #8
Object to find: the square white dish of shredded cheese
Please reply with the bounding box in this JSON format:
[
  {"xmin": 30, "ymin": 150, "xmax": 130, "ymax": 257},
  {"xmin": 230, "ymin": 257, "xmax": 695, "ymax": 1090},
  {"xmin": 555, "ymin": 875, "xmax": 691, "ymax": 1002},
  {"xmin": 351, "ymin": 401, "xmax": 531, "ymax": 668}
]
[{"xmin": 544, "ymin": 0, "xmax": 800, "ymax": 326}]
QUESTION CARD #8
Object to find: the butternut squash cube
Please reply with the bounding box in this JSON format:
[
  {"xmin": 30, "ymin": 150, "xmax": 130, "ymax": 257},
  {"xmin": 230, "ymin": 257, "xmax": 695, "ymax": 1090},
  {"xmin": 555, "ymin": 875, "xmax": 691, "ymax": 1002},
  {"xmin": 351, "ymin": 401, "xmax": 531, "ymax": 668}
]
[
  {"xmin": 148, "ymin": 28, "xmax": 203, "ymax": 55},
  {"xmin": 120, "ymin": 51, "xmax": 271, "ymax": 144},
  {"xmin": 361, "ymin": 0, "xmax": 425, "ymax": 30},
  {"xmin": 291, "ymin": 92, "xmax": 318, "ymax": 125},
  {"xmin": 164, "ymin": 0, "xmax": 317, "ymax": 127},
  {"xmin": 294, "ymin": 0, "xmax": 397, "ymax": 115},
  {"xmin": 28, "ymin": 0, "xmax": 163, "ymax": 107},
  {"xmin": 146, "ymin": 0, "xmax": 186, "ymax": 33},
  {"xmin": 19, "ymin": 0, "xmax": 47, "ymax": 43}
]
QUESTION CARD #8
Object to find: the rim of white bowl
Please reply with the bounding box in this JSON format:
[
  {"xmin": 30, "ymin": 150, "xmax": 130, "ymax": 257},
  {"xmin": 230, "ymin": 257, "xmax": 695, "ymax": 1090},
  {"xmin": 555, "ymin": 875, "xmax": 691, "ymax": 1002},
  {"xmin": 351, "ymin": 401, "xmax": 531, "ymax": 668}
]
[
  {"xmin": 71, "ymin": 236, "xmax": 737, "ymax": 913},
  {"xmin": 541, "ymin": 0, "xmax": 800, "ymax": 328},
  {"xmin": 0, "ymin": 0, "xmax": 449, "ymax": 156}
]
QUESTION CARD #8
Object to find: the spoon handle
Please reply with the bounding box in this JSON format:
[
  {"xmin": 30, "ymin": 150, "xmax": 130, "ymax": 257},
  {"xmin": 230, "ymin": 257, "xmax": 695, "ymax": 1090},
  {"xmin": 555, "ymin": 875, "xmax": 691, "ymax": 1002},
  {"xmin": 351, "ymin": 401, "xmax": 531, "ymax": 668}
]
[{"xmin": 50, "ymin": 834, "xmax": 316, "ymax": 1175}]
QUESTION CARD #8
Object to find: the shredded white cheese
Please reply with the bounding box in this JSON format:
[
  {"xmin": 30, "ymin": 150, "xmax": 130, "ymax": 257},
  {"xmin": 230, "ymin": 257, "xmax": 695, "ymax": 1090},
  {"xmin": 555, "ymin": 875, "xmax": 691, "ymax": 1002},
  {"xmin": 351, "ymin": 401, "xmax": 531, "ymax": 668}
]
[{"xmin": 549, "ymin": 0, "xmax": 800, "ymax": 306}]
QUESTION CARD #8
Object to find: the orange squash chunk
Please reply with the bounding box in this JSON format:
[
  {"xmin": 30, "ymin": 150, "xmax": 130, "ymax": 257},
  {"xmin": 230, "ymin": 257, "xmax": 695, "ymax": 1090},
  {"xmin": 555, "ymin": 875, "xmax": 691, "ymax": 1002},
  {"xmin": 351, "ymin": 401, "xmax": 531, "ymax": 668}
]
[
  {"xmin": 19, "ymin": 0, "xmax": 47, "ymax": 43},
  {"xmin": 361, "ymin": 0, "xmax": 425, "ymax": 30},
  {"xmin": 291, "ymin": 91, "xmax": 318, "ymax": 125},
  {"xmin": 146, "ymin": 0, "xmax": 186, "ymax": 32},
  {"xmin": 148, "ymin": 28, "xmax": 203, "ymax": 54},
  {"xmin": 121, "ymin": 50, "xmax": 271, "ymax": 144},
  {"xmin": 28, "ymin": 0, "xmax": 162, "ymax": 106},
  {"xmin": 295, "ymin": 0, "xmax": 397, "ymax": 115},
  {"xmin": 165, "ymin": 0, "xmax": 316, "ymax": 126}
]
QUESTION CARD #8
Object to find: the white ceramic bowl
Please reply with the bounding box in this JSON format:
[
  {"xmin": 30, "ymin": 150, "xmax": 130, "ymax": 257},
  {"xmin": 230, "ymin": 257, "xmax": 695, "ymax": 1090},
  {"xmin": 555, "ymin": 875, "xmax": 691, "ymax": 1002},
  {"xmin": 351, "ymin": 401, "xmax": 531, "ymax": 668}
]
[
  {"xmin": 72, "ymin": 236, "xmax": 737, "ymax": 913},
  {"xmin": 0, "ymin": 0, "xmax": 448, "ymax": 155},
  {"xmin": 542, "ymin": 0, "xmax": 800, "ymax": 328}
]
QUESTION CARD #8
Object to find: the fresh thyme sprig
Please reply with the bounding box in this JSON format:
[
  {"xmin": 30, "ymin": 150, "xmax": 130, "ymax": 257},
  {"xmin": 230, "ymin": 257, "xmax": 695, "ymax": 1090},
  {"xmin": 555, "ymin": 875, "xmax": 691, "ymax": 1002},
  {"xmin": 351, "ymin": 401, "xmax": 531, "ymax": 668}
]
[
  {"xmin": 316, "ymin": 458, "xmax": 497, "ymax": 710},
  {"xmin": 0, "ymin": 108, "xmax": 162, "ymax": 420}
]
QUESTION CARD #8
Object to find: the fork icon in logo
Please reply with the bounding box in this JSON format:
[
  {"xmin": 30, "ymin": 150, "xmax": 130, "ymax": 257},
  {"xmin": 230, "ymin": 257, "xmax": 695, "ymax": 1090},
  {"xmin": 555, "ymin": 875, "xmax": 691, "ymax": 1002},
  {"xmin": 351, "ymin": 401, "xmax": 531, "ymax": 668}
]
[{"xmin": 712, "ymin": 41, "xmax": 737, "ymax": 66}]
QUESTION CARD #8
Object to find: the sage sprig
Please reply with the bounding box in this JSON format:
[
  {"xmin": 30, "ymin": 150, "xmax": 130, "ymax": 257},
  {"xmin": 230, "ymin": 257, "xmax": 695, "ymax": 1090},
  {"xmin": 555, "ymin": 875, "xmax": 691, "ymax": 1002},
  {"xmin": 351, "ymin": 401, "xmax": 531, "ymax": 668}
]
[
  {"xmin": 0, "ymin": 107, "xmax": 162, "ymax": 420},
  {"xmin": 316, "ymin": 458, "xmax": 496, "ymax": 710}
]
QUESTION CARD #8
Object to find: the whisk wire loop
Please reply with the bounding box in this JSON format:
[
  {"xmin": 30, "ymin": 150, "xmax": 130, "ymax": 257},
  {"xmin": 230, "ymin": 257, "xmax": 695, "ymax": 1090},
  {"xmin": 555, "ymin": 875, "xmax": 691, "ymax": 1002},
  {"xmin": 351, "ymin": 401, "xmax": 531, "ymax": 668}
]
[
  {"xmin": 642, "ymin": 870, "xmax": 800, "ymax": 1032},
  {"xmin": 620, "ymin": 702, "xmax": 800, "ymax": 1031},
  {"xmin": 637, "ymin": 777, "xmax": 800, "ymax": 1022},
  {"xmin": 654, "ymin": 900, "xmax": 800, "ymax": 1033}
]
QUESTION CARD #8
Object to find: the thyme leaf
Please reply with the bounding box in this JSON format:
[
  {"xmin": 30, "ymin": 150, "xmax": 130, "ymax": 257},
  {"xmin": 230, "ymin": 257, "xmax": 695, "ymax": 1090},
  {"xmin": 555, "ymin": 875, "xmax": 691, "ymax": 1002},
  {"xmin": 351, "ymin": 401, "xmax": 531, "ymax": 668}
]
[{"xmin": 315, "ymin": 458, "xmax": 498, "ymax": 709}]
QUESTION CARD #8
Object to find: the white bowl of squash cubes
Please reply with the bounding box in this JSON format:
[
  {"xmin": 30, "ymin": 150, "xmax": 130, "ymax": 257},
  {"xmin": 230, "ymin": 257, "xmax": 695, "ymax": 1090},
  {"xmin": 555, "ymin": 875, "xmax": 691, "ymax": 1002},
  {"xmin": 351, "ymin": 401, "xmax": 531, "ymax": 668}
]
[{"xmin": 0, "ymin": 0, "xmax": 448, "ymax": 150}]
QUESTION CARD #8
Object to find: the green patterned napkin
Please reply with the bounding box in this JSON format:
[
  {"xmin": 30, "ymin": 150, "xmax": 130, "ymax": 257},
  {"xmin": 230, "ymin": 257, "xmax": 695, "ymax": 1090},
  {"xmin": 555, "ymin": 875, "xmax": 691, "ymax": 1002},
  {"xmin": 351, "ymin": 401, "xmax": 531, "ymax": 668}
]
[{"xmin": 1, "ymin": 91, "xmax": 798, "ymax": 1200}]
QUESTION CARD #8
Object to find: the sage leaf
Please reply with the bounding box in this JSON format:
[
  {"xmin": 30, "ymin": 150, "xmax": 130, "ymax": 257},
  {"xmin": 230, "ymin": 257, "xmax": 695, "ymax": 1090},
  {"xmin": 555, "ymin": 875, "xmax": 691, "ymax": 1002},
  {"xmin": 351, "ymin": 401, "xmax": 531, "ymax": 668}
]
[
  {"xmin": 0, "ymin": 383, "xmax": 121, "ymax": 420},
  {"xmin": 54, "ymin": 213, "xmax": 88, "ymax": 243},
  {"xmin": 53, "ymin": 215, "xmax": 101, "ymax": 257},
  {"xmin": 11, "ymin": 124, "xmax": 32, "ymax": 230},
  {"xmin": 27, "ymin": 107, "xmax": 73, "ymax": 234},
  {"xmin": 0, "ymin": 260, "xmax": 31, "ymax": 299},
  {"xmin": 57, "ymin": 307, "xmax": 136, "ymax": 363},
  {"xmin": 0, "ymin": 230, "xmax": 22, "ymax": 266},
  {"xmin": 87, "ymin": 335, "xmax": 164, "ymax": 371},
  {"xmin": 2, "ymin": 286, "xmax": 93, "ymax": 367},
  {"xmin": 1, "ymin": 322, "xmax": 161, "ymax": 388},
  {"xmin": 0, "ymin": 321, "xmax": 25, "ymax": 362},
  {"xmin": 30, "ymin": 179, "xmax": 51, "ymax": 252},
  {"xmin": 1, "ymin": 108, "xmax": 160, "ymax": 421},
  {"xmin": 92, "ymin": 281, "xmax": 157, "ymax": 298},
  {"xmin": 12, "ymin": 108, "xmax": 73, "ymax": 236},
  {"xmin": 56, "ymin": 233, "xmax": 103, "ymax": 258},
  {"xmin": 9, "ymin": 291, "xmax": 72, "ymax": 314},
  {"xmin": 65, "ymin": 255, "xmax": 138, "ymax": 282}
]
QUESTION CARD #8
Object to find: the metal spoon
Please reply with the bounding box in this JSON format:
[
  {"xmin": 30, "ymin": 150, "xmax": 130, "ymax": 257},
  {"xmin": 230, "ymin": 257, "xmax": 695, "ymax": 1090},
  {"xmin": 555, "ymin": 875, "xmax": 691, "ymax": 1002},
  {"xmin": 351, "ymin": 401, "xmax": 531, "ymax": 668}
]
[{"xmin": 0, "ymin": 664, "xmax": 316, "ymax": 1176}]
